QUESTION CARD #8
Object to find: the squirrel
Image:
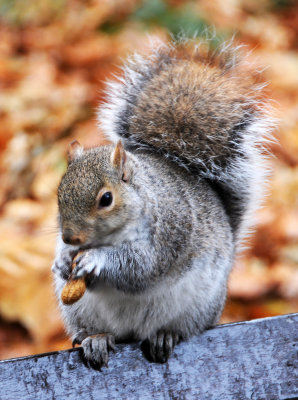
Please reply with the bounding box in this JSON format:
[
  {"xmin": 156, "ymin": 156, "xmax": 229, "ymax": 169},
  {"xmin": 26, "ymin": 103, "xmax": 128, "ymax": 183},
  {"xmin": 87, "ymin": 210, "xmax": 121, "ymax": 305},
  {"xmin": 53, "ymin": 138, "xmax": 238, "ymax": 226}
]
[{"xmin": 52, "ymin": 38, "xmax": 273, "ymax": 368}]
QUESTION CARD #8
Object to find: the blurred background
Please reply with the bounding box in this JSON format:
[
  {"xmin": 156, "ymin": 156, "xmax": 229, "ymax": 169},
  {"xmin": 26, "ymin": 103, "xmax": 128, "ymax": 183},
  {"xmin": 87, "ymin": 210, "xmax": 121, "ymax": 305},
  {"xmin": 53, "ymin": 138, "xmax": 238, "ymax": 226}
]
[{"xmin": 0, "ymin": 0, "xmax": 297, "ymax": 360}]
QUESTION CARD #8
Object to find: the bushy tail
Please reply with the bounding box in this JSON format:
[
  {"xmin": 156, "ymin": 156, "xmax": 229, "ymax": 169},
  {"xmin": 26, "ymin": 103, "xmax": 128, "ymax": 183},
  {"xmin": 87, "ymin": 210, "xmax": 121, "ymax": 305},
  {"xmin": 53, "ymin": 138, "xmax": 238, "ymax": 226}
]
[{"xmin": 98, "ymin": 38, "xmax": 275, "ymax": 246}]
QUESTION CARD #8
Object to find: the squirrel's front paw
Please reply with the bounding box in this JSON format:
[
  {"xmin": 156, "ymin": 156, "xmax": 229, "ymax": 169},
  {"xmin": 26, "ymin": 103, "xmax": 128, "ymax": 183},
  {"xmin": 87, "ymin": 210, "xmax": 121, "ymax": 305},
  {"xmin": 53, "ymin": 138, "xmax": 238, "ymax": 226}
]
[
  {"xmin": 52, "ymin": 248, "xmax": 78, "ymax": 280},
  {"xmin": 72, "ymin": 250, "xmax": 105, "ymax": 278},
  {"xmin": 81, "ymin": 333, "xmax": 116, "ymax": 369},
  {"xmin": 142, "ymin": 330, "xmax": 180, "ymax": 363}
]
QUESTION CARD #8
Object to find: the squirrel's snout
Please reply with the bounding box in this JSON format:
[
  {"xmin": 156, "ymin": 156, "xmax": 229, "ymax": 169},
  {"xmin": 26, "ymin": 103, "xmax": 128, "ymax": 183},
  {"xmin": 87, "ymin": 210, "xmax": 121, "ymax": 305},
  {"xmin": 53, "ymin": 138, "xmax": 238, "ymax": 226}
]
[{"xmin": 62, "ymin": 230, "xmax": 84, "ymax": 246}]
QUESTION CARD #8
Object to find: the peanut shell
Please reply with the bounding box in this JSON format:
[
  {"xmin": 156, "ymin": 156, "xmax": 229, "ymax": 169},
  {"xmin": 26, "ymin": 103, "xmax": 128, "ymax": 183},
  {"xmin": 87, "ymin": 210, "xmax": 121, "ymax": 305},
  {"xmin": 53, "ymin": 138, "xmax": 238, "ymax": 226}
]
[{"xmin": 61, "ymin": 277, "xmax": 86, "ymax": 305}]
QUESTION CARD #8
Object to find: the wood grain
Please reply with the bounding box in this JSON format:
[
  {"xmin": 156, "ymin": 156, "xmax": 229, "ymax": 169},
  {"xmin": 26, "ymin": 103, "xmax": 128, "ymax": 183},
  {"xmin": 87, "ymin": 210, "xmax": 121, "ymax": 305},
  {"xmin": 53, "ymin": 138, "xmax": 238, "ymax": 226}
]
[{"xmin": 0, "ymin": 314, "xmax": 297, "ymax": 400}]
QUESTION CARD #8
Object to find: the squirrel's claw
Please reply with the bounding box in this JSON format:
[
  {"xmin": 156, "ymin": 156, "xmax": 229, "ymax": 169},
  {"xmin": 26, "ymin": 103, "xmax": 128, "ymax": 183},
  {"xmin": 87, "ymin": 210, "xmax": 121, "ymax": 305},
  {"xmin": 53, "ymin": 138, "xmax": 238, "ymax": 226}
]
[
  {"xmin": 143, "ymin": 330, "xmax": 180, "ymax": 364},
  {"xmin": 81, "ymin": 333, "xmax": 116, "ymax": 370},
  {"xmin": 72, "ymin": 252, "xmax": 96, "ymax": 278},
  {"xmin": 72, "ymin": 329, "xmax": 89, "ymax": 347},
  {"xmin": 72, "ymin": 249, "xmax": 103, "ymax": 278}
]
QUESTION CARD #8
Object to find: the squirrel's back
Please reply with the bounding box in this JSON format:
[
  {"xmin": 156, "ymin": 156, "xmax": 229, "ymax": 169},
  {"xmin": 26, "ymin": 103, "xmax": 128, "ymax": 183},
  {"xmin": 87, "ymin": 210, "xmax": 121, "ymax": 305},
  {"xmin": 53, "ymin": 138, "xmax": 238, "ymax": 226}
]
[{"xmin": 98, "ymin": 38, "xmax": 274, "ymax": 246}]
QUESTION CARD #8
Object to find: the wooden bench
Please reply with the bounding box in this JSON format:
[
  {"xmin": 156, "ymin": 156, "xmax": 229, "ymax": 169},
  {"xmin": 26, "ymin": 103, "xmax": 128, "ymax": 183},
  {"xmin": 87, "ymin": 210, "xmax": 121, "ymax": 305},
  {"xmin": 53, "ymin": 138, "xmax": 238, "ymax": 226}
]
[{"xmin": 0, "ymin": 313, "xmax": 297, "ymax": 400}]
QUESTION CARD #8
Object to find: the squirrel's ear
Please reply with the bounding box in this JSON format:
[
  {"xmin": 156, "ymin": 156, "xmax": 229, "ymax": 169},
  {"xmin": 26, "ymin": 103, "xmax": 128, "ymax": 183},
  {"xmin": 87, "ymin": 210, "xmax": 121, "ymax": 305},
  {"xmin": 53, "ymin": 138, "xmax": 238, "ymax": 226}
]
[
  {"xmin": 67, "ymin": 140, "xmax": 83, "ymax": 164},
  {"xmin": 111, "ymin": 140, "xmax": 130, "ymax": 182}
]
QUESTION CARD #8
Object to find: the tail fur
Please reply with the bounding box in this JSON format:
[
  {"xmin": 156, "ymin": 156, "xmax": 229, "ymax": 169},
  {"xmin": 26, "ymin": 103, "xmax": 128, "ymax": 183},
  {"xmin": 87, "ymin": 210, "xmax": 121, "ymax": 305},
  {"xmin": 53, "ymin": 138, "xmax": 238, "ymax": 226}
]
[{"xmin": 98, "ymin": 38, "xmax": 275, "ymax": 246}]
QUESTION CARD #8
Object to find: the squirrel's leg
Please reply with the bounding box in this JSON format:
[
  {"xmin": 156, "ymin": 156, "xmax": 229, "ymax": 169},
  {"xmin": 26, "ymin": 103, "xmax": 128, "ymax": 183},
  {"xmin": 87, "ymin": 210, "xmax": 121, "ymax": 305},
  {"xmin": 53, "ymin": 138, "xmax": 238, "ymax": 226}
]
[
  {"xmin": 142, "ymin": 330, "xmax": 180, "ymax": 364},
  {"xmin": 72, "ymin": 244, "xmax": 163, "ymax": 293},
  {"xmin": 80, "ymin": 333, "xmax": 116, "ymax": 369}
]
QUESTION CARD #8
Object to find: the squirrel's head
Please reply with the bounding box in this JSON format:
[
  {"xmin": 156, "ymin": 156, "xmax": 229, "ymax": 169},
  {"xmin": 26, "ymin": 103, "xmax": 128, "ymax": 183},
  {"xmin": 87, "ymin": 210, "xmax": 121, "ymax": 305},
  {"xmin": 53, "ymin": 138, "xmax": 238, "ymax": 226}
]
[{"xmin": 58, "ymin": 140, "xmax": 139, "ymax": 248}]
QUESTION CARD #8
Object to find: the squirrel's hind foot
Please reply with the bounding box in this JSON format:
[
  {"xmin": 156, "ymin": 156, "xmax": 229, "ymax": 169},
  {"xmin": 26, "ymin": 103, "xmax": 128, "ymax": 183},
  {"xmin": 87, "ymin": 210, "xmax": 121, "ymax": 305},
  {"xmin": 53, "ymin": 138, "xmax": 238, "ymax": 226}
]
[
  {"xmin": 81, "ymin": 333, "xmax": 116, "ymax": 370},
  {"xmin": 141, "ymin": 330, "xmax": 180, "ymax": 364}
]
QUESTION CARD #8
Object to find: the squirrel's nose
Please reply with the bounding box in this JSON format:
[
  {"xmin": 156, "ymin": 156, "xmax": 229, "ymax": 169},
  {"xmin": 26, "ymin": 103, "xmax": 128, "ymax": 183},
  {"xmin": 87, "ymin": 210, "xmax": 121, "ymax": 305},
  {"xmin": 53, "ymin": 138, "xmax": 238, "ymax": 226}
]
[{"xmin": 62, "ymin": 230, "xmax": 83, "ymax": 245}]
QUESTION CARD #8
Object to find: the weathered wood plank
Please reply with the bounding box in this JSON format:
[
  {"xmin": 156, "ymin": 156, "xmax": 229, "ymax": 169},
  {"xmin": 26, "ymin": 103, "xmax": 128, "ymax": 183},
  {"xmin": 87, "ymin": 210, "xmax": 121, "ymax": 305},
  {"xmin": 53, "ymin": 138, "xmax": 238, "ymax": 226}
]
[{"xmin": 0, "ymin": 314, "xmax": 297, "ymax": 400}]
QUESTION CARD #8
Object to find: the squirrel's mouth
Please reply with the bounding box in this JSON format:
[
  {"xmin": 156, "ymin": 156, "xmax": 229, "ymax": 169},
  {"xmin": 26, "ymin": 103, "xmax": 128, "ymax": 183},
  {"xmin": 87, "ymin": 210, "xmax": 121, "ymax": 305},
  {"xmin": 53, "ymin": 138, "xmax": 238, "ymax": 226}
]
[
  {"xmin": 77, "ymin": 243, "xmax": 93, "ymax": 250},
  {"xmin": 78, "ymin": 240, "xmax": 114, "ymax": 250}
]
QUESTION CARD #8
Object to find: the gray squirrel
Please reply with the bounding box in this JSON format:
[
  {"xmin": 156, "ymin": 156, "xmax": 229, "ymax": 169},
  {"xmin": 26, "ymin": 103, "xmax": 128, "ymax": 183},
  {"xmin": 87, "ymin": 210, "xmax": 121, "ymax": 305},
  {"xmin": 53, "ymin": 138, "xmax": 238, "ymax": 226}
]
[{"xmin": 52, "ymin": 38, "xmax": 273, "ymax": 368}]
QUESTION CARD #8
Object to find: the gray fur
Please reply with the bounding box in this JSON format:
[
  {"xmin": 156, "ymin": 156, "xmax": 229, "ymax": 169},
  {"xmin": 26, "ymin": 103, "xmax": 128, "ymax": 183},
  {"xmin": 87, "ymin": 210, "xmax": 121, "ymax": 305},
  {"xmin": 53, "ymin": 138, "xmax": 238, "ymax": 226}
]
[
  {"xmin": 53, "ymin": 150, "xmax": 234, "ymax": 365},
  {"xmin": 52, "ymin": 39, "xmax": 274, "ymax": 366},
  {"xmin": 98, "ymin": 39, "xmax": 274, "ymax": 245}
]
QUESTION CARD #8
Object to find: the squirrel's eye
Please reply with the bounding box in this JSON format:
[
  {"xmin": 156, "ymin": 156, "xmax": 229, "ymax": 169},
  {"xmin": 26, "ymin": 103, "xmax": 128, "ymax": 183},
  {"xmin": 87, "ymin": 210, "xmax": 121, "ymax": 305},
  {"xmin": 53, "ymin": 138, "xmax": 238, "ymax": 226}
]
[{"xmin": 98, "ymin": 192, "xmax": 113, "ymax": 208}]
